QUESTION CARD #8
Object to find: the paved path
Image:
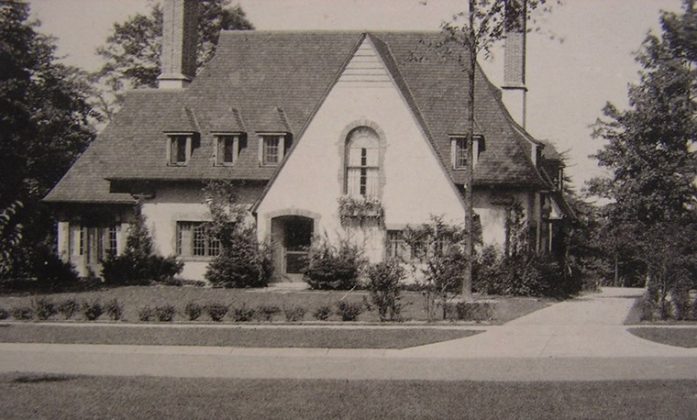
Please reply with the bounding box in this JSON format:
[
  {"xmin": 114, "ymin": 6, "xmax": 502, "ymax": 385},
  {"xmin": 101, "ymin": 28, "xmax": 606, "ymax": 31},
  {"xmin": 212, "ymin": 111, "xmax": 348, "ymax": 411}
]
[{"xmin": 1, "ymin": 287, "xmax": 696, "ymax": 381}]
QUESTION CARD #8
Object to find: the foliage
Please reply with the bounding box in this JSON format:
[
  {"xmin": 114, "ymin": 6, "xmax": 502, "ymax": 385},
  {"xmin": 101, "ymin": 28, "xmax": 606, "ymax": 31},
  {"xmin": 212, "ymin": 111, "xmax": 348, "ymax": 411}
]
[
  {"xmin": 206, "ymin": 303, "xmax": 228, "ymax": 322},
  {"xmin": 0, "ymin": 307, "xmax": 8, "ymax": 320},
  {"xmin": 58, "ymin": 299, "xmax": 80, "ymax": 320},
  {"xmin": 254, "ymin": 305, "xmax": 281, "ymax": 322},
  {"xmin": 31, "ymin": 245, "xmax": 79, "ymax": 287},
  {"xmin": 337, "ymin": 195, "xmax": 384, "ymax": 226},
  {"xmin": 0, "ymin": 3, "xmax": 94, "ymax": 280},
  {"xmin": 102, "ymin": 203, "xmax": 183, "ymax": 285},
  {"xmin": 92, "ymin": 0, "xmax": 253, "ymax": 120},
  {"xmin": 304, "ymin": 235, "xmax": 366, "ymax": 290},
  {"xmin": 11, "ymin": 306, "xmax": 33, "ymax": 320},
  {"xmin": 81, "ymin": 300, "xmax": 103, "ymax": 321},
  {"xmin": 335, "ymin": 301, "xmax": 364, "ymax": 321},
  {"xmin": 446, "ymin": 301, "xmax": 496, "ymax": 322},
  {"xmin": 404, "ymin": 216, "xmax": 478, "ymax": 320},
  {"xmin": 366, "ymin": 261, "xmax": 405, "ymax": 321},
  {"xmin": 204, "ymin": 181, "xmax": 273, "ymax": 288},
  {"xmin": 184, "ymin": 302, "xmax": 202, "ymax": 321},
  {"xmin": 155, "ymin": 305, "xmax": 176, "ymax": 322},
  {"xmin": 232, "ymin": 304, "xmax": 256, "ymax": 322},
  {"xmin": 283, "ymin": 306, "xmax": 306, "ymax": 322},
  {"xmin": 33, "ymin": 298, "xmax": 57, "ymax": 320},
  {"xmin": 104, "ymin": 299, "xmax": 124, "ymax": 321},
  {"xmin": 313, "ymin": 305, "xmax": 332, "ymax": 321},
  {"xmin": 138, "ymin": 306, "xmax": 154, "ymax": 322}
]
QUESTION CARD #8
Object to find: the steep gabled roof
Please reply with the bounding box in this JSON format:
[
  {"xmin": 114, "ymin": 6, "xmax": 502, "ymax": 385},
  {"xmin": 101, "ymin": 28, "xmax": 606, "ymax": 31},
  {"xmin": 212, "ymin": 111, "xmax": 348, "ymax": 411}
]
[{"xmin": 46, "ymin": 31, "xmax": 547, "ymax": 204}]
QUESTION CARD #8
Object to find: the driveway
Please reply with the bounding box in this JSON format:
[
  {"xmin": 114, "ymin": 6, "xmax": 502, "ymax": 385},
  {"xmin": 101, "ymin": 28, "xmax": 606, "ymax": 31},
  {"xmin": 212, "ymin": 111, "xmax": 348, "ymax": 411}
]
[{"xmin": 1, "ymin": 287, "xmax": 696, "ymax": 381}]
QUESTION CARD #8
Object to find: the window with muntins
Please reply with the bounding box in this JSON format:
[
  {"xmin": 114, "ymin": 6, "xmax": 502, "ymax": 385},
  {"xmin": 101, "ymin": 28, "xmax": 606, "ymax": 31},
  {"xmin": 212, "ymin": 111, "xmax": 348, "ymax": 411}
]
[
  {"xmin": 216, "ymin": 135, "xmax": 238, "ymax": 166},
  {"xmin": 346, "ymin": 127, "xmax": 379, "ymax": 198},
  {"xmin": 168, "ymin": 135, "xmax": 190, "ymax": 165},
  {"xmin": 176, "ymin": 222, "xmax": 220, "ymax": 258},
  {"xmin": 454, "ymin": 137, "xmax": 467, "ymax": 169}
]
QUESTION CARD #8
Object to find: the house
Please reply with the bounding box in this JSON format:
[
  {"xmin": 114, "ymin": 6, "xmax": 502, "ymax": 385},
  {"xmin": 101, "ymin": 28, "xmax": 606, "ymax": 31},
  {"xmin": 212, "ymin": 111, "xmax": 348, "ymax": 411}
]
[{"xmin": 44, "ymin": 0, "xmax": 569, "ymax": 281}]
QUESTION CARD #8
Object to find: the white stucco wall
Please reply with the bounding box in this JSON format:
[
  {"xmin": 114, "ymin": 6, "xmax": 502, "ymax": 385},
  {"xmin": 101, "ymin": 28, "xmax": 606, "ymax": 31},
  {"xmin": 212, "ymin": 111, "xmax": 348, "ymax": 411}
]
[
  {"xmin": 473, "ymin": 189, "xmax": 534, "ymax": 248},
  {"xmin": 256, "ymin": 37, "xmax": 466, "ymax": 259}
]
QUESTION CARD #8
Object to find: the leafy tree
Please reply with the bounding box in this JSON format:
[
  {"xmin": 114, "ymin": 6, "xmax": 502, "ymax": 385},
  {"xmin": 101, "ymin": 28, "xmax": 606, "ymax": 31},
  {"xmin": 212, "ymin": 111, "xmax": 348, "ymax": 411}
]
[
  {"xmin": 0, "ymin": 2, "xmax": 94, "ymax": 279},
  {"xmin": 92, "ymin": 0, "xmax": 253, "ymax": 120},
  {"xmin": 589, "ymin": 0, "xmax": 697, "ymax": 317},
  {"xmin": 428, "ymin": 0, "xmax": 559, "ymax": 299}
]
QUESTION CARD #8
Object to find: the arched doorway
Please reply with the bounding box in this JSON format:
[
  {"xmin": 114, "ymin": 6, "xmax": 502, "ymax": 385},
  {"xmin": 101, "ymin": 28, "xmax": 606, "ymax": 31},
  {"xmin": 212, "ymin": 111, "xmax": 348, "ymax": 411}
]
[{"xmin": 270, "ymin": 215, "xmax": 314, "ymax": 282}]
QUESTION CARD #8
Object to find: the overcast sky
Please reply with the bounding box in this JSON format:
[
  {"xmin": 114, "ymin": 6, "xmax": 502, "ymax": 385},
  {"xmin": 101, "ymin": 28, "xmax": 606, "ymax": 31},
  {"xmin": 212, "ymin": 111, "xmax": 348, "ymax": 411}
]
[{"xmin": 28, "ymin": 0, "xmax": 684, "ymax": 192}]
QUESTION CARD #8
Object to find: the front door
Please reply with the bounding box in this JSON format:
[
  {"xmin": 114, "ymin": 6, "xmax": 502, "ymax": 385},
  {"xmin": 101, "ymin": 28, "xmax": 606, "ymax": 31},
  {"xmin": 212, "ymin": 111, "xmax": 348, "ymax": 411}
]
[{"xmin": 284, "ymin": 217, "xmax": 313, "ymax": 279}]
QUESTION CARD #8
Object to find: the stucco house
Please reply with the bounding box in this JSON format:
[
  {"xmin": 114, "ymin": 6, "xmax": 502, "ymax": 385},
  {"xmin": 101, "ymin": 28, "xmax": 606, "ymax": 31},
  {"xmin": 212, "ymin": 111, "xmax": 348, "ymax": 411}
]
[{"xmin": 44, "ymin": 0, "xmax": 569, "ymax": 282}]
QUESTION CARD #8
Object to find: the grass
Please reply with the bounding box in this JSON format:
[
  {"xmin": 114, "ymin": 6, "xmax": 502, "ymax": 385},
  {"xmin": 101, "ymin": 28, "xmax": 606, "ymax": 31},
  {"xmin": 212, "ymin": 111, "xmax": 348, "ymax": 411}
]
[
  {"xmin": 628, "ymin": 327, "xmax": 697, "ymax": 348},
  {"xmin": 0, "ymin": 285, "xmax": 550, "ymax": 323},
  {"xmin": 0, "ymin": 374, "xmax": 695, "ymax": 419},
  {"xmin": 0, "ymin": 324, "xmax": 480, "ymax": 349}
]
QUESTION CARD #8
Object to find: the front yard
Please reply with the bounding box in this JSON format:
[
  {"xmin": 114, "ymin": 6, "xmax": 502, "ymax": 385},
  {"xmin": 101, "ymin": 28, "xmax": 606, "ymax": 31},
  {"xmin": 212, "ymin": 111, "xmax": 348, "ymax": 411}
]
[{"xmin": 0, "ymin": 285, "xmax": 550, "ymax": 324}]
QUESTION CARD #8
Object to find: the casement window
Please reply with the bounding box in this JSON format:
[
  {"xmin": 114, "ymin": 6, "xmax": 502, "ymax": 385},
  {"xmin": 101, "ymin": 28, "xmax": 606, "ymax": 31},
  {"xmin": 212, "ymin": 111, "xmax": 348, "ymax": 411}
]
[
  {"xmin": 451, "ymin": 135, "xmax": 483, "ymax": 169},
  {"xmin": 69, "ymin": 224, "xmax": 119, "ymax": 259},
  {"xmin": 346, "ymin": 127, "xmax": 380, "ymax": 198},
  {"xmin": 385, "ymin": 230, "xmax": 426, "ymax": 262},
  {"xmin": 215, "ymin": 134, "xmax": 239, "ymax": 166},
  {"xmin": 259, "ymin": 134, "xmax": 287, "ymax": 166},
  {"xmin": 176, "ymin": 222, "xmax": 220, "ymax": 258},
  {"xmin": 167, "ymin": 134, "xmax": 192, "ymax": 166}
]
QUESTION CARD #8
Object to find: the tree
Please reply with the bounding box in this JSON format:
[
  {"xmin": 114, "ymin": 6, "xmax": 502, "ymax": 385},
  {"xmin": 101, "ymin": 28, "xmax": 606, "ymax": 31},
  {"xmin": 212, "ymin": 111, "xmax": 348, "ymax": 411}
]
[
  {"xmin": 92, "ymin": 0, "xmax": 253, "ymax": 121},
  {"xmin": 0, "ymin": 2, "xmax": 94, "ymax": 279},
  {"xmin": 589, "ymin": 0, "xmax": 697, "ymax": 318},
  {"xmin": 430, "ymin": 0, "xmax": 558, "ymax": 299}
]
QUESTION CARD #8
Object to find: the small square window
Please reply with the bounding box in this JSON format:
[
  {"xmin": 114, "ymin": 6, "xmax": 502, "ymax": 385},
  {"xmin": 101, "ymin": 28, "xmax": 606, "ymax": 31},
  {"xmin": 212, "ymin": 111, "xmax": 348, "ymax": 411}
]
[
  {"xmin": 169, "ymin": 135, "xmax": 190, "ymax": 165},
  {"xmin": 260, "ymin": 135, "xmax": 288, "ymax": 166},
  {"xmin": 264, "ymin": 137, "xmax": 279, "ymax": 165},
  {"xmin": 216, "ymin": 135, "xmax": 238, "ymax": 166}
]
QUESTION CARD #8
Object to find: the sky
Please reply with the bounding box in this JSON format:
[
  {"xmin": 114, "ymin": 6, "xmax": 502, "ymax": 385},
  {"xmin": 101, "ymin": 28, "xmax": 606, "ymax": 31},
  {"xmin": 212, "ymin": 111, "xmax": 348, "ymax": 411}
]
[{"xmin": 28, "ymin": 0, "xmax": 684, "ymax": 192}]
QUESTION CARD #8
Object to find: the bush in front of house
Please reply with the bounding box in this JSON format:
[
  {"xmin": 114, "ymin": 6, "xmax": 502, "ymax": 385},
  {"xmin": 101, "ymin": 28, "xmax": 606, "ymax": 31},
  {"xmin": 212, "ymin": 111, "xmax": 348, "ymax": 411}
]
[
  {"xmin": 205, "ymin": 227, "xmax": 273, "ymax": 288},
  {"xmin": 254, "ymin": 305, "xmax": 280, "ymax": 322},
  {"xmin": 138, "ymin": 306, "xmax": 154, "ymax": 322},
  {"xmin": 32, "ymin": 245, "xmax": 79, "ymax": 288},
  {"xmin": 11, "ymin": 306, "xmax": 33, "ymax": 320},
  {"xmin": 206, "ymin": 303, "xmax": 229, "ymax": 322},
  {"xmin": 104, "ymin": 299, "xmax": 123, "ymax": 321},
  {"xmin": 184, "ymin": 301, "xmax": 202, "ymax": 321},
  {"xmin": 101, "ymin": 203, "xmax": 183, "ymax": 285},
  {"xmin": 155, "ymin": 305, "xmax": 176, "ymax": 322},
  {"xmin": 313, "ymin": 305, "xmax": 332, "ymax": 321},
  {"xmin": 335, "ymin": 301, "xmax": 363, "ymax": 321},
  {"xmin": 304, "ymin": 236, "xmax": 365, "ymax": 290},
  {"xmin": 232, "ymin": 304, "xmax": 256, "ymax": 322},
  {"xmin": 283, "ymin": 306, "xmax": 306, "ymax": 322},
  {"xmin": 0, "ymin": 307, "xmax": 8, "ymax": 320},
  {"xmin": 366, "ymin": 260, "xmax": 405, "ymax": 322},
  {"xmin": 81, "ymin": 300, "xmax": 103, "ymax": 321},
  {"xmin": 58, "ymin": 299, "xmax": 80, "ymax": 320},
  {"xmin": 33, "ymin": 298, "xmax": 57, "ymax": 320}
]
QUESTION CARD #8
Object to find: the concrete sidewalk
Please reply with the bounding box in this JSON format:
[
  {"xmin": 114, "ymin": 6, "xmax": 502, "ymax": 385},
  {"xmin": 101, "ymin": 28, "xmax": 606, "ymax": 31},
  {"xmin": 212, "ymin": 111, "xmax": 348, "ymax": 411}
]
[{"xmin": 1, "ymin": 287, "xmax": 696, "ymax": 381}]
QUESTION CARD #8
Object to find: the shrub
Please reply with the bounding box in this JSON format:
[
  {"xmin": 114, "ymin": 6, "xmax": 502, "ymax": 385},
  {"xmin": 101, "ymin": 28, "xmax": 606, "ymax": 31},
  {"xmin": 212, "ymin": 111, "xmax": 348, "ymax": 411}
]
[
  {"xmin": 104, "ymin": 299, "xmax": 123, "ymax": 321},
  {"xmin": 138, "ymin": 306, "xmax": 154, "ymax": 322},
  {"xmin": 254, "ymin": 305, "xmax": 280, "ymax": 322},
  {"xmin": 184, "ymin": 302, "xmax": 202, "ymax": 321},
  {"xmin": 304, "ymin": 236, "xmax": 365, "ymax": 290},
  {"xmin": 232, "ymin": 304, "xmax": 256, "ymax": 322},
  {"xmin": 448, "ymin": 301, "xmax": 496, "ymax": 322},
  {"xmin": 335, "ymin": 301, "xmax": 363, "ymax": 321},
  {"xmin": 81, "ymin": 300, "xmax": 103, "ymax": 321},
  {"xmin": 11, "ymin": 306, "xmax": 33, "ymax": 320},
  {"xmin": 206, "ymin": 303, "xmax": 229, "ymax": 322},
  {"xmin": 366, "ymin": 261, "xmax": 404, "ymax": 321},
  {"xmin": 206, "ymin": 233, "xmax": 272, "ymax": 289},
  {"xmin": 640, "ymin": 295, "xmax": 657, "ymax": 322},
  {"xmin": 32, "ymin": 246, "xmax": 79, "ymax": 288},
  {"xmin": 283, "ymin": 306, "xmax": 306, "ymax": 322},
  {"xmin": 313, "ymin": 305, "xmax": 332, "ymax": 321},
  {"xmin": 0, "ymin": 307, "xmax": 8, "ymax": 320},
  {"xmin": 33, "ymin": 298, "xmax": 57, "ymax": 320},
  {"xmin": 155, "ymin": 305, "xmax": 176, "ymax": 322},
  {"xmin": 58, "ymin": 299, "xmax": 80, "ymax": 320}
]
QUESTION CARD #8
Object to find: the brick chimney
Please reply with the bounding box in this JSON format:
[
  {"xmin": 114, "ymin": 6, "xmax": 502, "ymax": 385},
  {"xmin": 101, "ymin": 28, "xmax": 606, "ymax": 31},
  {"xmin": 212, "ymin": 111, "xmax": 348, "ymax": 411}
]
[
  {"xmin": 158, "ymin": 0, "xmax": 198, "ymax": 89},
  {"xmin": 501, "ymin": 0, "xmax": 527, "ymax": 128}
]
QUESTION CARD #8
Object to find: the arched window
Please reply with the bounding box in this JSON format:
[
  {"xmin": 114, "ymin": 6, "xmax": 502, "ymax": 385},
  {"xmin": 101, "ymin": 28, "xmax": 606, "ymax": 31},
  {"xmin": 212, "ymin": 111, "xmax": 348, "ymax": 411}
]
[{"xmin": 345, "ymin": 127, "xmax": 380, "ymax": 198}]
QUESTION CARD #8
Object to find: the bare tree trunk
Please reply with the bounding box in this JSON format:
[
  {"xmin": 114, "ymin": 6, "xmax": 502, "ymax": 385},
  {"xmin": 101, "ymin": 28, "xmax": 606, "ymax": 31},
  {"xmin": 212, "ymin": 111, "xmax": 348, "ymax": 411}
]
[{"xmin": 461, "ymin": 0, "xmax": 476, "ymax": 301}]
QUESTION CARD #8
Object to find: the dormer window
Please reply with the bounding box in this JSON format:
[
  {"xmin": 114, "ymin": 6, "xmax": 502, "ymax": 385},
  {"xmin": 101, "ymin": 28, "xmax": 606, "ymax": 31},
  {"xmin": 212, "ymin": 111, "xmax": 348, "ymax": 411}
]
[
  {"xmin": 451, "ymin": 135, "xmax": 483, "ymax": 169},
  {"xmin": 214, "ymin": 134, "xmax": 240, "ymax": 166},
  {"xmin": 259, "ymin": 134, "xmax": 287, "ymax": 166},
  {"xmin": 166, "ymin": 134, "xmax": 192, "ymax": 166}
]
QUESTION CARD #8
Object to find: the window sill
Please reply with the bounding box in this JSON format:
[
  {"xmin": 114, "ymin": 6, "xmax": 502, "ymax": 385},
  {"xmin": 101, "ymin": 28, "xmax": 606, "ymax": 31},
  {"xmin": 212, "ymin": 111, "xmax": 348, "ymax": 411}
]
[
  {"xmin": 167, "ymin": 162, "xmax": 189, "ymax": 167},
  {"xmin": 178, "ymin": 256, "xmax": 217, "ymax": 262}
]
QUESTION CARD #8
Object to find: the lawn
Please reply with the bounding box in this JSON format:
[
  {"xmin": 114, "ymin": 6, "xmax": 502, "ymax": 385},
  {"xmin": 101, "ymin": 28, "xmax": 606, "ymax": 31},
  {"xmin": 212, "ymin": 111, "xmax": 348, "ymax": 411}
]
[
  {"xmin": 0, "ymin": 324, "xmax": 480, "ymax": 348},
  {"xmin": 628, "ymin": 327, "xmax": 697, "ymax": 348},
  {"xmin": 0, "ymin": 285, "xmax": 550, "ymax": 324},
  {"xmin": 0, "ymin": 374, "xmax": 695, "ymax": 419}
]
